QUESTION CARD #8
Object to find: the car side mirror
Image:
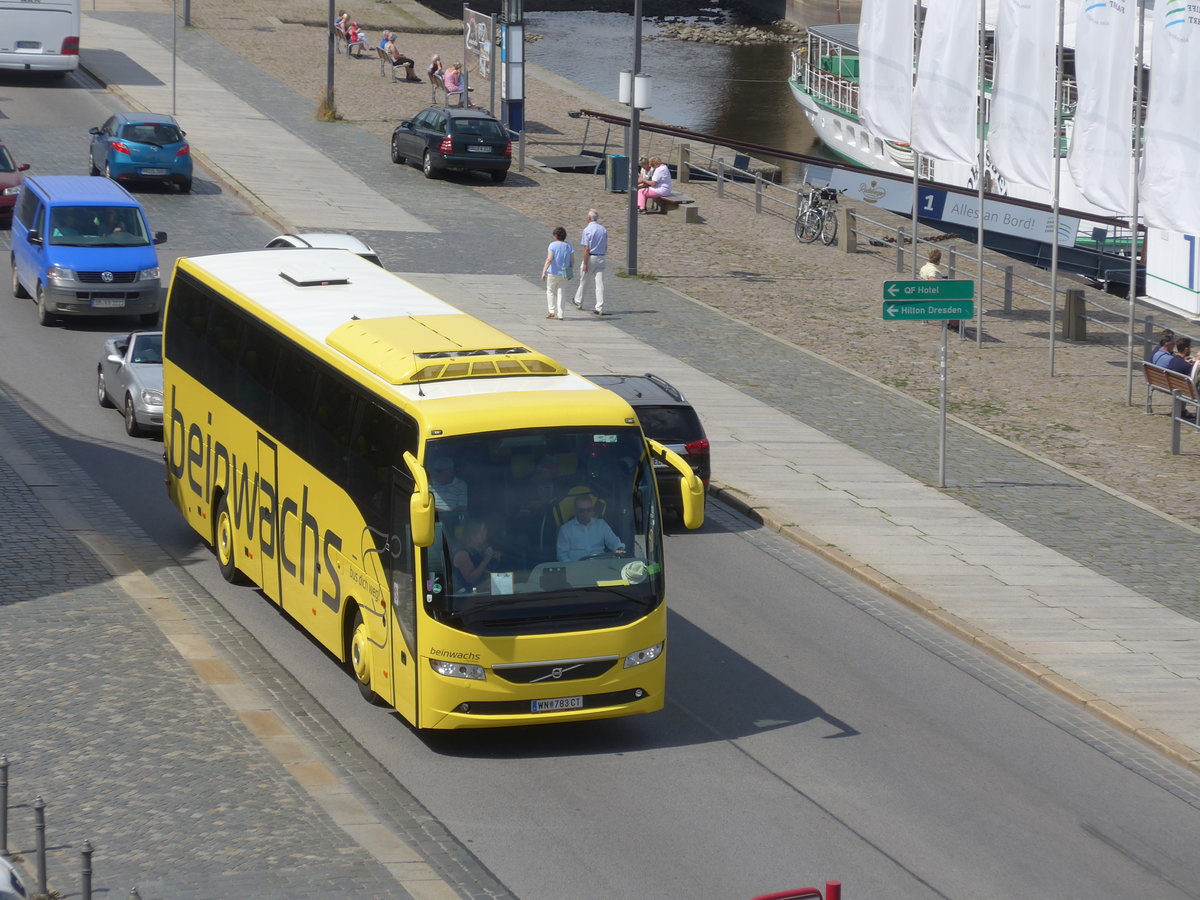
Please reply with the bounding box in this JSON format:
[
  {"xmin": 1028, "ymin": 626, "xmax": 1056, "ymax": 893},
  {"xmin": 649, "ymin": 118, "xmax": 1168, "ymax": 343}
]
[
  {"xmin": 399, "ymin": 120, "xmax": 412, "ymax": 129},
  {"xmin": 107, "ymin": 353, "xmax": 124, "ymax": 365},
  {"xmin": 27, "ymin": 229, "xmax": 42, "ymax": 245},
  {"xmin": 88, "ymin": 126, "xmax": 100, "ymax": 135},
  {"xmin": 153, "ymin": 231, "xmax": 167, "ymax": 245},
  {"xmin": 17, "ymin": 164, "xmax": 29, "ymax": 172}
]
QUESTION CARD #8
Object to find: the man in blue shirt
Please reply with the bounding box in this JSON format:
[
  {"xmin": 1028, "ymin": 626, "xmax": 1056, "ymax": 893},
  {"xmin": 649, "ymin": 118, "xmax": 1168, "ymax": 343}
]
[
  {"xmin": 572, "ymin": 209, "xmax": 609, "ymax": 316},
  {"xmin": 557, "ymin": 494, "xmax": 625, "ymax": 562}
]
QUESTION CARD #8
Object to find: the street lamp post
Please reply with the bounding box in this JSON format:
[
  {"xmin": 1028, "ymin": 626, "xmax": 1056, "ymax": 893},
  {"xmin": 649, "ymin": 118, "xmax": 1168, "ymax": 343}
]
[{"xmin": 623, "ymin": 0, "xmax": 649, "ymax": 277}]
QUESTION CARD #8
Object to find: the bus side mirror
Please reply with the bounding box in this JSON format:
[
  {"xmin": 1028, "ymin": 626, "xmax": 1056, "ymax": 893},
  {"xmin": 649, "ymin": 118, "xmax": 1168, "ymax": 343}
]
[
  {"xmin": 646, "ymin": 439, "xmax": 704, "ymax": 530},
  {"xmin": 404, "ymin": 451, "xmax": 435, "ymax": 547}
]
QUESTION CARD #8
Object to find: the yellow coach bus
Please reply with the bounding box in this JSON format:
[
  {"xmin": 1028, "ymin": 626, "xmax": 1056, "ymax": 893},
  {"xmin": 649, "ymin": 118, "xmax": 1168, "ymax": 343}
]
[{"xmin": 162, "ymin": 249, "xmax": 703, "ymax": 729}]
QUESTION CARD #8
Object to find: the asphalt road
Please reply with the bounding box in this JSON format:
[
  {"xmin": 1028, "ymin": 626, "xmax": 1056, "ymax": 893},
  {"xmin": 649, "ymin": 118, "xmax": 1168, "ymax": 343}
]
[{"xmin": 4, "ymin": 70, "xmax": 1200, "ymax": 899}]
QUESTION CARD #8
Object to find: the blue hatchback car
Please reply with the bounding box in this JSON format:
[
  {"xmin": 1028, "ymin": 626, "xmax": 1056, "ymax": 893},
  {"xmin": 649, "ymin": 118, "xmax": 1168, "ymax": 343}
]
[{"xmin": 88, "ymin": 112, "xmax": 193, "ymax": 193}]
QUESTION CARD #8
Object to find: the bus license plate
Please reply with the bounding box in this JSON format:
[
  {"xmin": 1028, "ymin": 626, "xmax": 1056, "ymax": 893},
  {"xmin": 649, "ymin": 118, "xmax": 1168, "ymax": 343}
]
[
  {"xmin": 467, "ymin": 145, "xmax": 492, "ymax": 153},
  {"xmin": 532, "ymin": 696, "xmax": 582, "ymax": 712},
  {"xmin": 93, "ymin": 298, "xmax": 125, "ymax": 308},
  {"xmin": 140, "ymin": 168, "xmax": 169, "ymax": 175}
]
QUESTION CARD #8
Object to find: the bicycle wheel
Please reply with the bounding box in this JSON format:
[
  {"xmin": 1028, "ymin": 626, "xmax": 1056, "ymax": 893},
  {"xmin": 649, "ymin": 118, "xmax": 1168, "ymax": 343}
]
[
  {"xmin": 795, "ymin": 209, "xmax": 822, "ymax": 244},
  {"xmin": 820, "ymin": 209, "xmax": 838, "ymax": 246}
]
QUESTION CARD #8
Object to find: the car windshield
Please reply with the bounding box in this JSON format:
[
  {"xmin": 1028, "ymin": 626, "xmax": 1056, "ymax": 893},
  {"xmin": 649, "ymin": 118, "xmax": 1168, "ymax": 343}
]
[
  {"xmin": 0, "ymin": 146, "xmax": 14, "ymax": 173},
  {"xmin": 450, "ymin": 118, "xmax": 507, "ymax": 141},
  {"xmin": 48, "ymin": 206, "xmax": 150, "ymax": 247},
  {"xmin": 633, "ymin": 406, "xmax": 702, "ymax": 443},
  {"xmin": 422, "ymin": 426, "xmax": 664, "ymax": 635},
  {"xmin": 129, "ymin": 333, "xmax": 163, "ymax": 364},
  {"xmin": 120, "ymin": 123, "xmax": 183, "ymax": 145}
]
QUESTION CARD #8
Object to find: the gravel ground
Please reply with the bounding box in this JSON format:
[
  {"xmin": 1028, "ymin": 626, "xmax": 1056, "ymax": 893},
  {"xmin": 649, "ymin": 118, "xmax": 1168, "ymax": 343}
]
[{"xmin": 196, "ymin": 0, "xmax": 1200, "ymax": 525}]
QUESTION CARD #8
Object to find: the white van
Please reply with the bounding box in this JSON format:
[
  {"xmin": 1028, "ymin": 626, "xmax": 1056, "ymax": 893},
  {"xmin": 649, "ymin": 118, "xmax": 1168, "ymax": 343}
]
[{"xmin": 0, "ymin": 0, "xmax": 80, "ymax": 77}]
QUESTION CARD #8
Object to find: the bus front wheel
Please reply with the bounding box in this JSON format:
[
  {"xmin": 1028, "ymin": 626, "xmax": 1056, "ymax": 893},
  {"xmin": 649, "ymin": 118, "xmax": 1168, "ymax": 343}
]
[
  {"xmin": 214, "ymin": 496, "xmax": 245, "ymax": 584},
  {"xmin": 349, "ymin": 608, "xmax": 383, "ymax": 704}
]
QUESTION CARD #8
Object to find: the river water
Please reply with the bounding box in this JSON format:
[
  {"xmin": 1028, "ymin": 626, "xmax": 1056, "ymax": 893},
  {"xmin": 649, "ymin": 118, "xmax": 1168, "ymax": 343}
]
[{"xmin": 524, "ymin": 10, "xmax": 836, "ymax": 183}]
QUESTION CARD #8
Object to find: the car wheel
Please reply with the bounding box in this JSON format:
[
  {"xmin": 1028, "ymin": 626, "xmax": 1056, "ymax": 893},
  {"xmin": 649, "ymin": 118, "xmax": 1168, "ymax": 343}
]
[
  {"xmin": 123, "ymin": 393, "xmax": 145, "ymax": 437},
  {"xmin": 214, "ymin": 495, "xmax": 246, "ymax": 584},
  {"xmin": 11, "ymin": 258, "xmax": 29, "ymax": 299},
  {"xmin": 390, "ymin": 136, "xmax": 405, "ymax": 165},
  {"xmin": 349, "ymin": 607, "xmax": 385, "ymax": 704},
  {"xmin": 422, "ymin": 150, "xmax": 440, "ymax": 179},
  {"xmin": 178, "ymin": 177, "xmax": 192, "ymax": 194},
  {"xmin": 97, "ymin": 369, "xmax": 115, "ymax": 408},
  {"xmin": 490, "ymin": 169, "xmax": 508, "ymax": 184},
  {"xmin": 35, "ymin": 283, "xmax": 54, "ymax": 326}
]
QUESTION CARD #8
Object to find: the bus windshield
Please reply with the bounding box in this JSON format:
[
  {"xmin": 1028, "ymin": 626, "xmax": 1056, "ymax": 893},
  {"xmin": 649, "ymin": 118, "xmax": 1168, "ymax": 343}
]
[{"xmin": 423, "ymin": 425, "xmax": 663, "ymax": 633}]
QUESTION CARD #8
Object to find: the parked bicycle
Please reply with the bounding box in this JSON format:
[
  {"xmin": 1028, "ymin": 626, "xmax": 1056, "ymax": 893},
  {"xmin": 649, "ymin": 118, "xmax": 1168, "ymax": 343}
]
[{"xmin": 794, "ymin": 187, "xmax": 843, "ymax": 246}]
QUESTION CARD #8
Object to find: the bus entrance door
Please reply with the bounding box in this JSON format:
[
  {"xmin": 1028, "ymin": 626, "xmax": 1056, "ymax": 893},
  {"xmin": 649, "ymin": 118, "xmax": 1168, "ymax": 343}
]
[{"xmin": 389, "ymin": 470, "xmax": 418, "ymax": 724}]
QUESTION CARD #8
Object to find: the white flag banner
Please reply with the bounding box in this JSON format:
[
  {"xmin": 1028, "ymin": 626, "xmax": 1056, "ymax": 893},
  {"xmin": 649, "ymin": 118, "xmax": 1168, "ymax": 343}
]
[
  {"xmin": 1141, "ymin": 4, "xmax": 1200, "ymax": 234},
  {"xmin": 912, "ymin": 0, "xmax": 981, "ymax": 165},
  {"xmin": 989, "ymin": 0, "xmax": 1056, "ymax": 190},
  {"xmin": 1067, "ymin": 0, "xmax": 1136, "ymax": 213},
  {"xmin": 859, "ymin": 0, "xmax": 915, "ymax": 143}
]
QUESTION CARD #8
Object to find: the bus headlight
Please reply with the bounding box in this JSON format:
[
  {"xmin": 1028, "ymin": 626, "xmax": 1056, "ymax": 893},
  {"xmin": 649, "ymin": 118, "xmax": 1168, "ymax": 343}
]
[
  {"xmin": 430, "ymin": 658, "xmax": 486, "ymax": 681},
  {"xmin": 623, "ymin": 641, "xmax": 663, "ymax": 668}
]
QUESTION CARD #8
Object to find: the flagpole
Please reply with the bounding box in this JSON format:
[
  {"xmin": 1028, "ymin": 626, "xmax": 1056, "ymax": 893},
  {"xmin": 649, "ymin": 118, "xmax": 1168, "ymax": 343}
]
[
  {"xmin": 1126, "ymin": 0, "xmax": 1146, "ymax": 405},
  {"xmin": 1049, "ymin": 0, "xmax": 1065, "ymax": 377},
  {"xmin": 975, "ymin": 0, "xmax": 986, "ymax": 347}
]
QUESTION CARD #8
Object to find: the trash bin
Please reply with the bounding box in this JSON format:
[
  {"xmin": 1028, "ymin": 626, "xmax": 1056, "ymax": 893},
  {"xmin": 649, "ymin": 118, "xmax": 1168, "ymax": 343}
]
[{"xmin": 605, "ymin": 154, "xmax": 628, "ymax": 193}]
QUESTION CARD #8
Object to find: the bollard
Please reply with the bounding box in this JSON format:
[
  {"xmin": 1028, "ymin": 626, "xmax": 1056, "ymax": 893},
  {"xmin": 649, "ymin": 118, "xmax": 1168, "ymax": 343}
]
[
  {"xmin": 1, "ymin": 754, "xmax": 8, "ymax": 856},
  {"xmin": 1143, "ymin": 314, "xmax": 1155, "ymax": 361},
  {"xmin": 896, "ymin": 226, "xmax": 906, "ymax": 272},
  {"xmin": 840, "ymin": 207, "xmax": 857, "ymax": 254},
  {"xmin": 82, "ymin": 840, "xmax": 93, "ymax": 900},
  {"xmin": 947, "ymin": 246, "xmax": 957, "ymax": 279},
  {"xmin": 34, "ymin": 796, "xmax": 46, "ymax": 895},
  {"xmin": 754, "ymin": 173, "xmax": 763, "ymax": 214},
  {"xmin": 826, "ymin": 882, "xmax": 842, "ymax": 900},
  {"xmin": 1003, "ymin": 265, "xmax": 1013, "ymax": 313},
  {"xmin": 677, "ymin": 144, "xmax": 690, "ymax": 184},
  {"xmin": 716, "ymin": 159, "xmax": 725, "ymax": 198},
  {"xmin": 1062, "ymin": 287, "xmax": 1086, "ymax": 341}
]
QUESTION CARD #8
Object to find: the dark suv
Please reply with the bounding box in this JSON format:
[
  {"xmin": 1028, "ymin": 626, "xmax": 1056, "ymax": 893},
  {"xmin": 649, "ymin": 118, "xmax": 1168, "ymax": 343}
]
[
  {"xmin": 390, "ymin": 107, "xmax": 511, "ymax": 183},
  {"xmin": 586, "ymin": 373, "xmax": 710, "ymax": 514}
]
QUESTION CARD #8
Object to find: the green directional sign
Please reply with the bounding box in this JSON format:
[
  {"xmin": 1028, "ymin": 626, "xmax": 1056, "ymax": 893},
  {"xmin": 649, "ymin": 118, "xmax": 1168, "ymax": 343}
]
[
  {"xmin": 882, "ymin": 299, "xmax": 975, "ymax": 321},
  {"xmin": 883, "ymin": 279, "xmax": 976, "ymax": 301}
]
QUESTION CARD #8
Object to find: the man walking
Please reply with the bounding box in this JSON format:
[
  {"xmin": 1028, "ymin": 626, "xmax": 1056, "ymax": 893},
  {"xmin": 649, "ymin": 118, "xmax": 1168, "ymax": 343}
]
[{"xmin": 572, "ymin": 209, "xmax": 608, "ymax": 316}]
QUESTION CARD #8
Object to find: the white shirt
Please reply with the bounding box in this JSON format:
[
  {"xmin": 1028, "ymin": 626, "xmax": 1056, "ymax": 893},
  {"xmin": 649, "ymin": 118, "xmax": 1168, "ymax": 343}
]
[{"xmin": 557, "ymin": 516, "xmax": 624, "ymax": 562}]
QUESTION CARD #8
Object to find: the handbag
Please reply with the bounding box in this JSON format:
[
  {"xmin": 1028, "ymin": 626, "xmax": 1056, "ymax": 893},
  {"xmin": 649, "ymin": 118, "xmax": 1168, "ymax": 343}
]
[{"xmin": 564, "ymin": 265, "xmax": 574, "ymax": 280}]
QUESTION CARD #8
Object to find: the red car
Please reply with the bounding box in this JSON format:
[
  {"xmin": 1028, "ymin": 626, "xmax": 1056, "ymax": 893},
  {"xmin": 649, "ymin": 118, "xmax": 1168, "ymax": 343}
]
[{"xmin": 0, "ymin": 140, "xmax": 31, "ymax": 224}]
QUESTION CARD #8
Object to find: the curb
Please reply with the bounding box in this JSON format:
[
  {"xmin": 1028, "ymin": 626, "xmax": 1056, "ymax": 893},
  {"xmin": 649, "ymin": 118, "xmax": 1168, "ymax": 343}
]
[{"xmin": 707, "ymin": 481, "xmax": 1200, "ymax": 777}]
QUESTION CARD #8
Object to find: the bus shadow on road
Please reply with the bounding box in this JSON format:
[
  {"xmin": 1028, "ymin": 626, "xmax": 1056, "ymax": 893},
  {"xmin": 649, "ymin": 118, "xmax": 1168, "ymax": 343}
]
[{"xmin": 422, "ymin": 608, "xmax": 857, "ymax": 759}]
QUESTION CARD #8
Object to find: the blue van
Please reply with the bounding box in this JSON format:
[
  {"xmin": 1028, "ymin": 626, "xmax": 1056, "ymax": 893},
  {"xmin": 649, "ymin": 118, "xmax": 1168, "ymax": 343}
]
[{"xmin": 9, "ymin": 175, "xmax": 166, "ymax": 326}]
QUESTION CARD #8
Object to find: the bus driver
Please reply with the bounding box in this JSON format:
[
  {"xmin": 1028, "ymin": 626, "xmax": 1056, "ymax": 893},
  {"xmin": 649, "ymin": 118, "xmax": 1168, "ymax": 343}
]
[{"xmin": 557, "ymin": 495, "xmax": 625, "ymax": 562}]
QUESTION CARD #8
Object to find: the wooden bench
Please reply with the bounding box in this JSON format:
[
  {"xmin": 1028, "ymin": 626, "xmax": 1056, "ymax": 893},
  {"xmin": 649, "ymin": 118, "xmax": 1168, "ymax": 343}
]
[
  {"xmin": 647, "ymin": 192, "xmax": 699, "ymax": 222},
  {"xmin": 1142, "ymin": 362, "xmax": 1200, "ymax": 454}
]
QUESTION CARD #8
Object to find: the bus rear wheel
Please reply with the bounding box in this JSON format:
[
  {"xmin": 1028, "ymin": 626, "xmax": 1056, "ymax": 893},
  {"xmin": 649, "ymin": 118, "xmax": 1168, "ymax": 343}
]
[
  {"xmin": 349, "ymin": 608, "xmax": 384, "ymax": 704},
  {"xmin": 214, "ymin": 495, "xmax": 245, "ymax": 584}
]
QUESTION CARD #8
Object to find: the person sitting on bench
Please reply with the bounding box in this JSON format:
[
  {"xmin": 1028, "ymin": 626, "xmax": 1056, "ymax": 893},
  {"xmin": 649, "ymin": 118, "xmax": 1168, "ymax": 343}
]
[
  {"xmin": 637, "ymin": 156, "xmax": 672, "ymax": 213},
  {"xmin": 382, "ymin": 32, "xmax": 420, "ymax": 81}
]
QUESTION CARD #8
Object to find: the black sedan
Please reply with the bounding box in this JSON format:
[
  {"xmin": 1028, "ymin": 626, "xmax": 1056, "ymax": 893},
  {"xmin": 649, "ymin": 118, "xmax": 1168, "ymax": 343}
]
[{"xmin": 390, "ymin": 107, "xmax": 511, "ymax": 183}]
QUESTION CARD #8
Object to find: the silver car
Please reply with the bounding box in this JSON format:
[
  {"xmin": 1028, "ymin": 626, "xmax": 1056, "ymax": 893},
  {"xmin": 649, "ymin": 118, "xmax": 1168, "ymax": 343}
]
[
  {"xmin": 265, "ymin": 232, "xmax": 383, "ymax": 267},
  {"xmin": 97, "ymin": 330, "xmax": 163, "ymax": 437}
]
